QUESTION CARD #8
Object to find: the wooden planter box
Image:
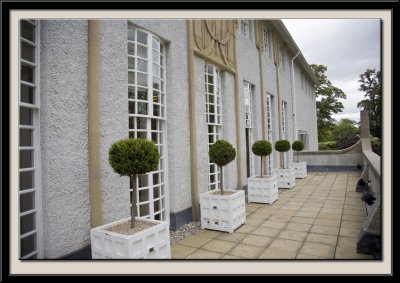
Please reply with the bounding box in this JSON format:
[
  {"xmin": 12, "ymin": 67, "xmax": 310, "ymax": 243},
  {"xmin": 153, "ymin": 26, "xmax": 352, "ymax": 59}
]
[
  {"xmin": 200, "ymin": 189, "xmax": 245, "ymax": 233},
  {"xmin": 274, "ymin": 168, "xmax": 296, "ymax": 189},
  {"xmin": 289, "ymin": 161, "xmax": 307, "ymax": 179},
  {"xmin": 91, "ymin": 217, "xmax": 171, "ymax": 259},
  {"xmin": 247, "ymin": 175, "xmax": 278, "ymax": 204}
]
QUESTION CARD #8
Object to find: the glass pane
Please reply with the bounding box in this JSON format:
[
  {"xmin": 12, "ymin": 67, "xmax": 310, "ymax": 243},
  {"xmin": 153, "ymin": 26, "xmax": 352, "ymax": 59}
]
[
  {"xmin": 138, "ymin": 174, "xmax": 148, "ymax": 188},
  {"xmin": 137, "ymin": 87, "xmax": 148, "ymax": 101},
  {"xmin": 137, "ymin": 73, "xmax": 147, "ymax": 86},
  {"xmin": 137, "ymin": 45, "xmax": 147, "ymax": 58},
  {"xmin": 137, "ymin": 58, "xmax": 148, "ymax": 72},
  {"xmin": 136, "ymin": 117, "xmax": 147, "ymax": 129},
  {"xmin": 139, "ymin": 203, "xmax": 150, "ymax": 216},
  {"xmin": 153, "ymin": 90, "xmax": 160, "ymax": 103},
  {"xmin": 128, "ymin": 101, "xmax": 135, "ymax": 114},
  {"xmin": 128, "ymin": 71, "xmax": 135, "ymax": 84},
  {"xmin": 153, "ymin": 173, "xmax": 159, "ymax": 185},
  {"xmin": 151, "ymin": 132, "xmax": 157, "ymax": 143},
  {"xmin": 152, "ymin": 51, "xmax": 160, "ymax": 64},
  {"xmin": 137, "ymin": 30, "xmax": 148, "ymax": 45},
  {"xmin": 139, "ymin": 189, "xmax": 149, "ymax": 203},
  {"xmin": 154, "ymin": 199, "xmax": 160, "ymax": 212},
  {"xmin": 210, "ymin": 164, "xmax": 215, "ymax": 173},
  {"xmin": 129, "ymin": 131, "xmax": 135, "ymax": 139},
  {"xmin": 21, "ymin": 41, "xmax": 35, "ymax": 63},
  {"xmin": 20, "ymin": 212, "xmax": 36, "ymax": 235},
  {"xmin": 208, "ymin": 74, "xmax": 214, "ymax": 84},
  {"xmin": 127, "ymin": 42, "xmax": 135, "ymax": 55},
  {"xmin": 21, "ymin": 64, "xmax": 34, "ymax": 83},
  {"xmin": 129, "ymin": 117, "xmax": 134, "ymax": 129},
  {"xmin": 152, "ymin": 37, "xmax": 160, "ymax": 51},
  {"xmin": 153, "ymin": 77, "xmax": 160, "ymax": 90},
  {"xmin": 21, "ymin": 84, "xmax": 34, "ymax": 104},
  {"xmin": 209, "ymin": 104, "xmax": 215, "ymax": 114},
  {"xmin": 153, "ymin": 64, "xmax": 160, "ymax": 77},
  {"xmin": 153, "ymin": 105, "xmax": 160, "ymax": 117},
  {"xmin": 210, "ymin": 174, "xmax": 215, "ymax": 183},
  {"xmin": 208, "ymin": 84, "xmax": 213, "ymax": 93},
  {"xmin": 155, "ymin": 213, "xmax": 161, "ymax": 221},
  {"xmin": 209, "ymin": 115, "xmax": 215, "ymax": 124},
  {"xmin": 20, "ymin": 129, "xmax": 33, "ymax": 147},
  {"xmin": 20, "ymin": 192, "xmax": 35, "ymax": 213},
  {"xmin": 151, "ymin": 119, "xmax": 158, "ymax": 130},
  {"xmin": 20, "ymin": 150, "xmax": 33, "ymax": 169},
  {"xmin": 153, "ymin": 186, "xmax": 160, "ymax": 199},
  {"xmin": 20, "ymin": 171, "xmax": 34, "ymax": 191},
  {"xmin": 137, "ymin": 131, "xmax": 147, "ymax": 139},
  {"xmin": 127, "ymin": 28, "xmax": 135, "ymax": 41},
  {"xmin": 21, "ymin": 20, "xmax": 35, "ymax": 42},
  {"xmin": 128, "ymin": 86, "xmax": 135, "ymax": 99},
  {"xmin": 21, "ymin": 233, "xmax": 36, "ymax": 258},
  {"xmin": 128, "ymin": 57, "xmax": 135, "ymax": 70},
  {"xmin": 137, "ymin": 102, "xmax": 148, "ymax": 115}
]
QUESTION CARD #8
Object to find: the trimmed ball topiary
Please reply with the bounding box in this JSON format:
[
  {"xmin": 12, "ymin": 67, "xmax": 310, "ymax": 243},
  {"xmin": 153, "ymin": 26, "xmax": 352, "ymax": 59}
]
[
  {"xmin": 292, "ymin": 140, "xmax": 304, "ymax": 162},
  {"xmin": 275, "ymin": 140, "xmax": 291, "ymax": 152},
  {"xmin": 251, "ymin": 140, "xmax": 272, "ymax": 177},
  {"xmin": 209, "ymin": 140, "xmax": 236, "ymax": 194},
  {"xmin": 109, "ymin": 138, "xmax": 160, "ymax": 228}
]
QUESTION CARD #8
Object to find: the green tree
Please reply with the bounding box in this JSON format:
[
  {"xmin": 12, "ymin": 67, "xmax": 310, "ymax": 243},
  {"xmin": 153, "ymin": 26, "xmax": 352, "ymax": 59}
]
[
  {"xmin": 330, "ymin": 118, "xmax": 359, "ymax": 142},
  {"xmin": 310, "ymin": 64, "xmax": 347, "ymax": 142},
  {"xmin": 357, "ymin": 69, "xmax": 382, "ymax": 139}
]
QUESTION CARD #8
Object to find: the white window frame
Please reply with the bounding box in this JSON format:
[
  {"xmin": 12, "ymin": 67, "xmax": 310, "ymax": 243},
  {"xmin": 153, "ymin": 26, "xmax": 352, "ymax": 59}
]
[
  {"xmin": 205, "ymin": 64, "xmax": 222, "ymax": 191},
  {"xmin": 244, "ymin": 81, "xmax": 254, "ymax": 177},
  {"xmin": 19, "ymin": 19, "xmax": 43, "ymax": 259},
  {"xmin": 266, "ymin": 93, "xmax": 274, "ymax": 173},
  {"xmin": 127, "ymin": 26, "xmax": 169, "ymax": 222}
]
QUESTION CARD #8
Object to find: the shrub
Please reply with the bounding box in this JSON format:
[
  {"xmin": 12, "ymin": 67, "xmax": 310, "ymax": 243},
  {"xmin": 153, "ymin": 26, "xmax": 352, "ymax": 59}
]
[
  {"xmin": 318, "ymin": 141, "xmax": 337, "ymax": 150},
  {"xmin": 292, "ymin": 140, "xmax": 304, "ymax": 162},
  {"xmin": 336, "ymin": 135, "xmax": 360, "ymax": 150},
  {"xmin": 275, "ymin": 140, "xmax": 290, "ymax": 168},
  {"xmin": 371, "ymin": 137, "xmax": 381, "ymax": 156},
  {"xmin": 109, "ymin": 138, "xmax": 160, "ymax": 228},
  {"xmin": 251, "ymin": 140, "xmax": 272, "ymax": 177},
  {"xmin": 209, "ymin": 140, "xmax": 236, "ymax": 194}
]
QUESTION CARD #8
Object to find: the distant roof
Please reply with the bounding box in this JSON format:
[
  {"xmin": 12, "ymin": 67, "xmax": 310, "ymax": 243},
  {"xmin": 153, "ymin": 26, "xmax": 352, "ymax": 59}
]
[{"xmin": 268, "ymin": 20, "xmax": 319, "ymax": 85}]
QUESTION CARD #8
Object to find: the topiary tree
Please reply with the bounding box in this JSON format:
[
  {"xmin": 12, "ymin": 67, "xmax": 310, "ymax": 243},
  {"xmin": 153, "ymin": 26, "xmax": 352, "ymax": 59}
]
[
  {"xmin": 209, "ymin": 140, "xmax": 236, "ymax": 195},
  {"xmin": 275, "ymin": 140, "xmax": 290, "ymax": 169},
  {"xmin": 251, "ymin": 140, "xmax": 272, "ymax": 178},
  {"xmin": 292, "ymin": 140, "xmax": 304, "ymax": 163},
  {"xmin": 109, "ymin": 138, "xmax": 160, "ymax": 229}
]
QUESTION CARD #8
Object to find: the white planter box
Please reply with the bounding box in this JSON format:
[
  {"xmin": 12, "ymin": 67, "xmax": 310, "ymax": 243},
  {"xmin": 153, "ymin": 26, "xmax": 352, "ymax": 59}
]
[
  {"xmin": 91, "ymin": 217, "xmax": 171, "ymax": 259},
  {"xmin": 290, "ymin": 161, "xmax": 307, "ymax": 179},
  {"xmin": 200, "ymin": 189, "xmax": 245, "ymax": 233},
  {"xmin": 274, "ymin": 168, "xmax": 296, "ymax": 189},
  {"xmin": 247, "ymin": 175, "xmax": 278, "ymax": 204}
]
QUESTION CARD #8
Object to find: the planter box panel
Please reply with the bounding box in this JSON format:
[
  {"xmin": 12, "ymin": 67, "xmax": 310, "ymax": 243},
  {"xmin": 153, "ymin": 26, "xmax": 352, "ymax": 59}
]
[
  {"xmin": 91, "ymin": 217, "xmax": 171, "ymax": 259},
  {"xmin": 200, "ymin": 189, "xmax": 245, "ymax": 233},
  {"xmin": 274, "ymin": 168, "xmax": 296, "ymax": 189},
  {"xmin": 247, "ymin": 176, "xmax": 278, "ymax": 204},
  {"xmin": 290, "ymin": 162, "xmax": 307, "ymax": 179}
]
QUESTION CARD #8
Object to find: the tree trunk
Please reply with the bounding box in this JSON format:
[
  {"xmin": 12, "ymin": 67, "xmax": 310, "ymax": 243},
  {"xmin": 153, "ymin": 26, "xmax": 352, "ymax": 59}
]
[
  {"xmin": 220, "ymin": 166, "xmax": 224, "ymax": 195},
  {"xmin": 280, "ymin": 152, "xmax": 284, "ymax": 169},
  {"xmin": 131, "ymin": 174, "xmax": 137, "ymax": 229},
  {"xmin": 260, "ymin": 156, "xmax": 263, "ymax": 178}
]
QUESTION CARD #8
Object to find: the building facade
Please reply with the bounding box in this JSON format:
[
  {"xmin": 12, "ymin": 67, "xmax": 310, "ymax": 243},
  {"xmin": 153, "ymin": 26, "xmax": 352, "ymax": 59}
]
[{"xmin": 18, "ymin": 19, "xmax": 318, "ymax": 259}]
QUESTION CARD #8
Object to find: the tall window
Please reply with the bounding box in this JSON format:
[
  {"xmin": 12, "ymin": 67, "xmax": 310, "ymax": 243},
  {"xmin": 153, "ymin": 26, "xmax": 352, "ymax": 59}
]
[
  {"xmin": 244, "ymin": 82, "xmax": 254, "ymax": 177},
  {"xmin": 298, "ymin": 131, "xmax": 309, "ymax": 150},
  {"xmin": 19, "ymin": 19, "xmax": 43, "ymax": 259},
  {"xmin": 266, "ymin": 93, "xmax": 274, "ymax": 173},
  {"xmin": 127, "ymin": 27, "xmax": 168, "ymax": 221},
  {"xmin": 263, "ymin": 28, "xmax": 271, "ymax": 57},
  {"xmin": 241, "ymin": 19, "xmax": 249, "ymax": 38},
  {"xmin": 205, "ymin": 64, "xmax": 222, "ymax": 191},
  {"xmin": 281, "ymin": 100, "xmax": 287, "ymax": 139}
]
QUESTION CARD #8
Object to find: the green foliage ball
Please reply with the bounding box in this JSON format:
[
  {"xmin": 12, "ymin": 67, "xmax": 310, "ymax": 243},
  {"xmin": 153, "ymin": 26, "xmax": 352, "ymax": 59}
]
[
  {"xmin": 275, "ymin": 140, "xmax": 291, "ymax": 152},
  {"xmin": 292, "ymin": 140, "xmax": 304, "ymax": 152},
  {"xmin": 209, "ymin": 140, "xmax": 236, "ymax": 167},
  {"xmin": 109, "ymin": 138, "xmax": 160, "ymax": 176},
  {"xmin": 251, "ymin": 140, "xmax": 272, "ymax": 157}
]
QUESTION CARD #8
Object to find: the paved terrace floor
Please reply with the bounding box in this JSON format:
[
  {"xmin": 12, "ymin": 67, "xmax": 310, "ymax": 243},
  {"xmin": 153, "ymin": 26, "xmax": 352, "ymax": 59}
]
[{"xmin": 171, "ymin": 172, "xmax": 374, "ymax": 259}]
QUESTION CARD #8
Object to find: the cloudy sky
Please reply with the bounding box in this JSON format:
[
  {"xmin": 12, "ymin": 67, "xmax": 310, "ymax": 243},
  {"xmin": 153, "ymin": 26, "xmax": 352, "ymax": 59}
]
[{"xmin": 282, "ymin": 19, "xmax": 381, "ymax": 122}]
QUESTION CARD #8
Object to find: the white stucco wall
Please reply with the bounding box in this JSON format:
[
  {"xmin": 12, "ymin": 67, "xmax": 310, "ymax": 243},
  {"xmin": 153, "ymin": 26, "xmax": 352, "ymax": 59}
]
[
  {"xmin": 99, "ymin": 21, "xmax": 130, "ymax": 225},
  {"xmin": 129, "ymin": 20, "xmax": 192, "ymax": 214},
  {"xmin": 40, "ymin": 20, "xmax": 91, "ymax": 258}
]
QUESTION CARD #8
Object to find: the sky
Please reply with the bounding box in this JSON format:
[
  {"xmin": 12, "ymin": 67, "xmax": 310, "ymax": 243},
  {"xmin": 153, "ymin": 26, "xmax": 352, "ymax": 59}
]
[{"xmin": 282, "ymin": 19, "xmax": 381, "ymax": 122}]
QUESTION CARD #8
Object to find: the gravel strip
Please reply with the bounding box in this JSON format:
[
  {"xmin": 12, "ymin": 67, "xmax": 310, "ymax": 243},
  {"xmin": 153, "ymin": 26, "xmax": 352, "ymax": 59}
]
[
  {"xmin": 106, "ymin": 219, "xmax": 155, "ymax": 235},
  {"xmin": 170, "ymin": 221, "xmax": 201, "ymax": 244}
]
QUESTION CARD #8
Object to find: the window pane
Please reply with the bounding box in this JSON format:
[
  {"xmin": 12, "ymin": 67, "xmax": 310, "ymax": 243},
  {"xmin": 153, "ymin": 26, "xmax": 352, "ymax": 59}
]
[
  {"xmin": 128, "ymin": 86, "xmax": 135, "ymax": 99},
  {"xmin": 21, "ymin": 64, "xmax": 34, "ymax": 83},
  {"xmin": 137, "ymin": 58, "xmax": 148, "ymax": 72},
  {"xmin": 154, "ymin": 199, "xmax": 160, "ymax": 212},
  {"xmin": 138, "ymin": 174, "xmax": 148, "ymax": 187},
  {"xmin": 20, "ymin": 192, "xmax": 35, "ymax": 213},
  {"xmin": 151, "ymin": 119, "xmax": 158, "ymax": 130},
  {"xmin": 152, "ymin": 132, "xmax": 158, "ymax": 143},
  {"xmin": 21, "ymin": 41, "xmax": 35, "ymax": 63},
  {"xmin": 137, "ymin": 117, "xmax": 147, "ymax": 129},
  {"xmin": 128, "ymin": 57, "xmax": 135, "ymax": 70},
  {"xmin": 137, "ymin": 30, "xmax": 148, "ymax": 45},
  {"xmin": 153, "ymin": 77, "xmax": 160, "ymax": 90},
  {"xmin": 153, "ymin": 186, "xmax": 160, "ymax": 199},
  {"xmin": 152, "ymin": 37, "xmax": 160, "ymax": 51},
  {"xmin": 127, "ymin": 29, "xmax": 135, "ymax": 41},
  {"xmin": 137, "ymin": 87, "xmax": 148, "ymax": 101},
  {"xmin": 137, "ymin": 102, "xmax": 148, "ymax": 115},
  {"xmin": 128, "ymin": 131, "xmax": 135, "ymax": 139},
  {"xmin": 20, "ymin": 150, "xmax": 33, "ymax": 169},
  {"xmin": 128, "ymin": 71, "xmax": 135, "ymax": 84},
  {"xmin": 139, "ymin": 189, "xmax": 149, "ymax": 202},
  {"xmin": 153, "ymin": 105, "xmax": 160, "ymax": 117},
  {"xmin": 128, "ymin": 42, "xmax": 135, "ymax": 55},
  {"xmin": 153, "ymin": 174, "xmax": 159, "ymax": 185},
  {"xmin": 20, "ymin": 171, "xmax": 34, "ymax": 191},
  {"xmin": 153, "ymin": 64, "xmax": 160, "ymax": 77},
  {"xmin": 20, "ymin": 129, "xmax": 33, "ymax": 147},
  {"xmin": 137, "ymin": 73, "xmax": 147, "ymax": 87},
  {"xmin": 21, "ymin": 20, "xmax": 35, "ymax": 42},
  {"xmin": 153, "ymin": 90, "xmax": 160, "ymax": 103},
  {"xmin": 21, "ymin": 233, "xmax": 36, "ymax": 258},
  {"xmin": 20, "ymin": 212, "xmax": 36, "ymax": 235},
  {"xmin": 139, "ymin": 203, "xmax": 150, "ymax": 216},
  {"xmin": 21, "ymin": 84, "xmax": 35, "ymax": 104},
  {"xmin": 152, "ymin": 51, "xmax": 160, "ymax": 64},
  {"xmin": 128, "ymin": 101, "xmax": 135, "ymax": 114},
  {"xmin": 137, "ymin": 45, "xmax": 147, "ymax": 58}
]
